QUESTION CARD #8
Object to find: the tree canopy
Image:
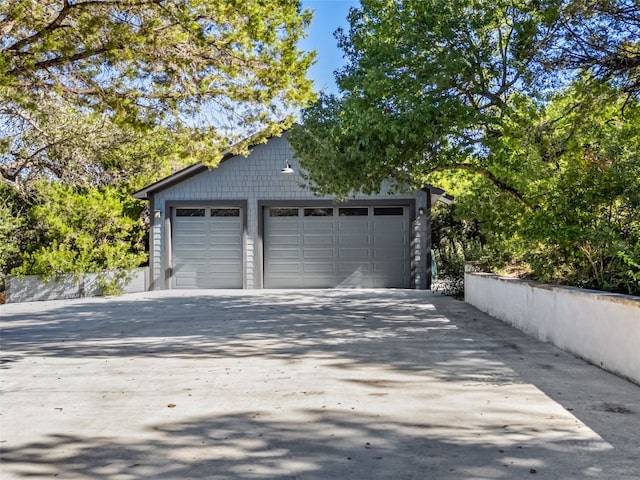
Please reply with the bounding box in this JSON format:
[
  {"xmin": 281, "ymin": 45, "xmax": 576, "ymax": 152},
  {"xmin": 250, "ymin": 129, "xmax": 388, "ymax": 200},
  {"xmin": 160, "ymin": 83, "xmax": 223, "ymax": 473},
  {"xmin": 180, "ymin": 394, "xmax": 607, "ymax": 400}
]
[
  {"xmin": 1, "ymin": 0, "xmax": 315, "ymax": 189},
  {"xmin": 289, "ymin": 0, "xmax": 640, "ymax": 294},
  {"xmin": 0, "ymin": 0, "xmax": 317, "ymax": 294},
  {"xmin": 542, "ymin": 0, "xmax": 640, "ymax": 94}
]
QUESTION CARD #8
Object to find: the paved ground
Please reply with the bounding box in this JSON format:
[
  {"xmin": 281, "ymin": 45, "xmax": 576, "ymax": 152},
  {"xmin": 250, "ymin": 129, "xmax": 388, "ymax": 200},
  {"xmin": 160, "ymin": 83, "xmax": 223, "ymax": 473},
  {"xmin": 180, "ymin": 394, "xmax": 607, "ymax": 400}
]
[{"xmin": 1, "ymin": 289, "xmax": 639, "ymax": 480}]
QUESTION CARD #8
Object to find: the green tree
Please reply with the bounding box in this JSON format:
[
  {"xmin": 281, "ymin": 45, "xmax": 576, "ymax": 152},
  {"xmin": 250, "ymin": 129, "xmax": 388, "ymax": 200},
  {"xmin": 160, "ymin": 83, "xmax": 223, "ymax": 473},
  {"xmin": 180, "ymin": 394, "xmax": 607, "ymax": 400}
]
[
  {"xmin": 430, "ymin": 201, "xmax": 487, "ymax": 298},
  {"xmin": 0, "ymin": 186, "xmax": 27, "ymax": 290},
  {"xmin": 1, "ymin": 0, "xmax": 317, "ymax": 292},
  {"xmin": 290, "ymin": 0, "xmax": 640, "ymax": 294},
  {"xmin": 290, "ymin": 0, "xmax": 561, "ymax": 196},
  {"xmin": 541, "ymin": 0, "xmax": 640, "ymax": 94},
  {"xmin": 444, "ymin": 82, "xmax": 640, "ymax": 293},
  {"xmin": 1, "ymin": 0, "xmax": 315, "ymax": 189},
  {"xmin": 13, "ymin": 182, "xmax": 147, "ymax": 293}
]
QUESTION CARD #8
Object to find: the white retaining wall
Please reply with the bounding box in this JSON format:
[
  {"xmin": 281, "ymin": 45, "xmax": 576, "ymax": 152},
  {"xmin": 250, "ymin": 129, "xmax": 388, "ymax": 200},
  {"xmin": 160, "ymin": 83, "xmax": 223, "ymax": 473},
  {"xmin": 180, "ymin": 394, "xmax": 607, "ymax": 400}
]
[
  {"xmin": 5, "ymin": 268, "xmax": 148, "ymax": 303},
  {"xmin": 465, "ymin": 271, "xmax": 640, "ymax": 384}
]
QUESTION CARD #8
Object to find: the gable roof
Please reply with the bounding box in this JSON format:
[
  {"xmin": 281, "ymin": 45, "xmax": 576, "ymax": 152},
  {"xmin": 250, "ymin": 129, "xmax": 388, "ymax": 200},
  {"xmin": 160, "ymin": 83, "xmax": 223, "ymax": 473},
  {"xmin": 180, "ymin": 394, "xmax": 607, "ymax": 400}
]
[
  {"xmin": 132, "ymin": 129, "xmax": 281, "ymax": 200},
  {"xmin": 132, "ymin": 155, "xmax": 231, "ymax": 200},
  {"xmin": 132, "ymin": 132, "xmax": 455, "ymax": 204}
]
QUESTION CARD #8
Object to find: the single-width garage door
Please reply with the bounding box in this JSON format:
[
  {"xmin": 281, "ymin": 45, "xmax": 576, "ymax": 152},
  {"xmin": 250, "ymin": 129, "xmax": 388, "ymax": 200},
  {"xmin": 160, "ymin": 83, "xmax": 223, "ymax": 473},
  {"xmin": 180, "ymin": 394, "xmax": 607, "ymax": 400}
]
[
  {"xmin": 172, "ymin": 207, "xmax": 243, "ymax": 288},
  {"xmin": 264, "ymin": 205, "xmax": 410, "ymax": 288}
]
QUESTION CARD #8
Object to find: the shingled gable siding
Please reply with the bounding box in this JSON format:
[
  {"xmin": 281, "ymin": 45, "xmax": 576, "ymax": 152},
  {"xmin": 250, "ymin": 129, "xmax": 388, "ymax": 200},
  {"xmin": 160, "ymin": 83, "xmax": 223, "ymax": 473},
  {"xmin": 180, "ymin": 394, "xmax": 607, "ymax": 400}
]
[{"xmin": 148, "ymin": 133, "xmax": 429, "ymax": 289}]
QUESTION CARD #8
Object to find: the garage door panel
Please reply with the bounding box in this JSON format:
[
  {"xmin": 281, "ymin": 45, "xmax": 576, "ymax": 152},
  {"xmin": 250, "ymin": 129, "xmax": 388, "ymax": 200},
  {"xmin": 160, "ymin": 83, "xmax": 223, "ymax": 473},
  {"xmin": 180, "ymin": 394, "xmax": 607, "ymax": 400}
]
[
  {"xmin": 264, "ymin": 205, "xmax": 409, "ymax": 288},
  {"xmin": 268, "ymin": 263, "xmax": 302, "ymax": 274},
  {"xmin": 304, "ymin": 221, "xmax": 334, "ymax": 232},
  {"xmin": 374, "ymin": 248, "xmax": 405, "ymax": 259},
  {"xmin": 338, "ymin": 221, "xmax": 369, "ymax": 233},
  {"xmin": 303, "ymin": 248, "xmax": 335, "ymax": 259},
  {"xmin": 174, "ymin": 278, "xmax": 198, "ymax": 289},
  {"xmin": 303, "ymin": 234, "xmax": 334, "ymax": 245},
  {"xmin": 172, "ymin": 206, "xmax": 243, "ymax": 289},
  {"xmin": 213, "ymin": 222, "xmax": 242, "ymax": 231},
  {"xmin": 174, "ymin": 265, "xmax": 208, "ymax": 275},
  {"xmin": 268, "ymin": 222, "xmax": 300, "ymax": 233},
  {"xmin": 174, "ymin": 252, "xmax": 211, "ymax": 261},
  {"xmin": 303, "ymin": 263, "xmax": 335, "ymax": 273},
  {"xmin": 173, "ymin": 224, "xmax": 207, "ymax": 231},
  {"xmin": 174, "ymin": 238, "xmax": 208, "ymax": 247},
  {"xmin": 303, "ymin": 276, "xmax": 336, "ymax": 288},
  {"xmin": 338, "ymin": 233, "xmax": 370, "ymax": 244},
  {"xmin": 210, "ymin": 234, "xmax": 242, "ymax": 241},
  {"xmin": 209, "ymin": 250, "xmax": 242, "ymax": 259},
  {"xmin": 338, "ymin": 250, "xmax": 370, "ymax": 262},
  {"xmin": 174, "ymin": 217, "xmax": 207, "ymax": 225},
  {"xmin": 374, "ymin": 231, "xmax": 406, "ymax": 242},
  {"xmin": 374, "ymin": 262, "xmax": 405, "ymax": 273},
  {"xmin": 338, "ymin": 262, "xmax": 370, "ymax": 273},
  {"xmin": 173, "ymin": 231, "xmax": 208, "ymax": 241},
  {"xmin": 373, "ymin": 219, "xmax": 404, "ymax": 235},
  {"xmin": 173, "ymin": 246, "xmax": 207, "ymax": 256},
  {"xmin": 269, "ymin": 249, "xmax": 301, "ymax": 259},
  {"xmin": 173, "ymin": 223, "xmax": 208, "ymax": 233},
  {"xmin": 337, "ymin": 270, "xmax": 373, "ymax": 288},
  {"xmin": 212, "ymin": 264, "xmax": 242, "ymax": 274},
  {"xmin": 270, "ymin": 235, "xmax": 301, "ymax": 246},
  {"xmin": 209, "ymin": 277, "xmax": 241, "ymax": 288},
  {"xmin": 372, "ymin": 277, "xmax": 399, "ymax": 288},
  {"xmin": 210, "ymin": 237, "xmax": 243, "ymax": 246},
  {"xmin": 209, "ymin": 251, "xmax": 242, "ymax": 261}
]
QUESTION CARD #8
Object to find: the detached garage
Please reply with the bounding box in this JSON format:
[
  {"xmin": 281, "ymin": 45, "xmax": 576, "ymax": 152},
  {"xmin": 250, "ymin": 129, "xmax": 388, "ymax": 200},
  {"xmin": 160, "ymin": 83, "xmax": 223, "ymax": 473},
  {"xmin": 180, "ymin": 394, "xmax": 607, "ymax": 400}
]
[{"xmin": 133, "ymin": 132, "xmax": 439, "ymax": 290}]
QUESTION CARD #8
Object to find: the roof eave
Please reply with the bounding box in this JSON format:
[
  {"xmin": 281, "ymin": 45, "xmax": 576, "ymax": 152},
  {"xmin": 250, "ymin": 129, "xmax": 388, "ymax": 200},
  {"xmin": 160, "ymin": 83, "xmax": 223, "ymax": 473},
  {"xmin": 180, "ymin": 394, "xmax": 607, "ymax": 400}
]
[
  {"xmin": 132, "ymin": 163, "xmax": 208, "ymax": 200},
  {"xmin": 422, "ymin": 184, "xmax": 455, "ymax": 205}
]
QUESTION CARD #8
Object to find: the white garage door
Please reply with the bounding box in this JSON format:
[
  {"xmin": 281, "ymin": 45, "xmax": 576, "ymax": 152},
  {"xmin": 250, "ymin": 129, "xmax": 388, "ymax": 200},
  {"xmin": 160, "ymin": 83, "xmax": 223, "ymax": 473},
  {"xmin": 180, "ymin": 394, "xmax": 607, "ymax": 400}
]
[
  {"xmin": 264, "ymin": 205, "xmax": 410, "ymax": 288},
  {"xmin": 172, "ymin": 207, "xmax": 243, "ymax": 288}
]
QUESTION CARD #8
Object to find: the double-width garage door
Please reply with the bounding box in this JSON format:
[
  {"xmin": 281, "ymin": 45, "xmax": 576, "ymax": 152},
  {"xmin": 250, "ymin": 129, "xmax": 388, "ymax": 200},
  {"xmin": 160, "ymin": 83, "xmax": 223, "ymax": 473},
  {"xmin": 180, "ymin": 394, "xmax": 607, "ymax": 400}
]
[
  {"xmin": 172, "ymin": 207, "xmax": 243, "ymax": 289},
  {"xmin": 264, "ymin": 205, "xmax": 410, "ymax": 288}
]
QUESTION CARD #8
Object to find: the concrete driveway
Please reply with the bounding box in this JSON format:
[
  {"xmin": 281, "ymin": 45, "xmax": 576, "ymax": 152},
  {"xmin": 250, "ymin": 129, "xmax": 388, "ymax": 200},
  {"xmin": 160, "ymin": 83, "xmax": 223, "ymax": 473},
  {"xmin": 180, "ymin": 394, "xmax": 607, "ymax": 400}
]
[{"xmin": 1, "ymin": 290, "xmax": 639, "ymax": 479}]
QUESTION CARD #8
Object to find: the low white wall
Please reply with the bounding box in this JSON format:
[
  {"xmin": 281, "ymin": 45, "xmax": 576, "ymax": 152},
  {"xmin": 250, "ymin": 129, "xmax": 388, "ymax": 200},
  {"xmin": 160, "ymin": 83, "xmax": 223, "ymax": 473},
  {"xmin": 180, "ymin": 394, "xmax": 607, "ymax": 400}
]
[
  {"xmin": 5, "ymin": 268, "xmax": 148, "ymax": 303},
  {"xmin": 465, "ymin": 272, "xmax": 640, "ymax": 385}
]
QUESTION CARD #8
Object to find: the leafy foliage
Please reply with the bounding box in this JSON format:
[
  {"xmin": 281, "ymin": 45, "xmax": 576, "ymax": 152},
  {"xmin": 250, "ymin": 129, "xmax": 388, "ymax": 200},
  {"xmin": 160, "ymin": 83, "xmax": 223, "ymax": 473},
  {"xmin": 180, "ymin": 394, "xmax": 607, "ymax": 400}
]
[
  {"xmin": 0, "ymin": 186, "xmax": 27, "ymax": 289},
  {"xmin": 12, "ymin": 183, "xmax": 147, "ymax": 293},
  {"xmin": 1, "ymin": 0, "xmax": 315, "ymax": 189},
  {"xmin": 518, "ymin": 85, "xmax": 640, "ymax": 292},
  {"xmin": 431, "ymin": 203, "xmax": 487, "ymax": 298},
  {"xmin": 290, "ymin": 0, "xmax": 640, "ymax": 295},
  {"xmin": 428, "ymin": 83, "xmax": 640, "ymax": 294},
  {"xmin": 540, "ymin": 0, "xmax": 640, "ymax": 94},
  {"xmin": 0, "ymin": 0, "xmax": 317, "ymax": 293}
]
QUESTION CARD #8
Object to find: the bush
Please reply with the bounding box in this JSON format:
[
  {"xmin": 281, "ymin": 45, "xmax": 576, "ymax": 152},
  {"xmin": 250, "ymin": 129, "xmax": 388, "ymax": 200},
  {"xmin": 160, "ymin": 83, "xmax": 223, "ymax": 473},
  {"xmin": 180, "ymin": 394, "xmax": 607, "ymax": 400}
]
[
  {"xmin": 12, "ymin": 183, "xmax": 147, "ymax": 293},
  {"xmin": 431, "ymin": 203, "xmax": 487, "ymax": 298}
]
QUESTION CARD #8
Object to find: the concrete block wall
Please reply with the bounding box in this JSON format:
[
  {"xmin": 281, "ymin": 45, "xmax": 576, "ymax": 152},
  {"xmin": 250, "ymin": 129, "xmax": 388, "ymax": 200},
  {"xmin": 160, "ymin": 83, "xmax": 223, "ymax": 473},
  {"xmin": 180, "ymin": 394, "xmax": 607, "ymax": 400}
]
[
  {"xmin": 150, "ymin": 133, "xmax": 428, "ymax": 289},
  {"xmin": 465, "ymin": 271, "xmax": 640, "ymax": 384}
]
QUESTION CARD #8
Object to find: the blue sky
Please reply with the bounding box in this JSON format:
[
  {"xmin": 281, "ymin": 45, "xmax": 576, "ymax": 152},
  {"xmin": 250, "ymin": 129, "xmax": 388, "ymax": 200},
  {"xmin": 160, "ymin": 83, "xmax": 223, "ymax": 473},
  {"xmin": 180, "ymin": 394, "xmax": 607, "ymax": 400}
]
[{"xmin": 299, "ymin": 0, "xmax": 359, "ymax": 94}]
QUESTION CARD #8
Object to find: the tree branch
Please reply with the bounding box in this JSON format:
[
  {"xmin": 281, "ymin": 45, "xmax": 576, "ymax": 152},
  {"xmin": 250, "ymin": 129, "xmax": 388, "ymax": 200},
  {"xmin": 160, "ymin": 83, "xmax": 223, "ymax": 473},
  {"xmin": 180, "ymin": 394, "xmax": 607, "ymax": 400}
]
[
  {"xmin": 8, "ymin": 47, "xmax": 112, "ymax": 77},
  {"xmin": 432, "ymin": 162, "xmax": 535, "ymax": 207},
  {"xmin": 6, "ymin": 1, "xmax": 73, "ymax": 53}
]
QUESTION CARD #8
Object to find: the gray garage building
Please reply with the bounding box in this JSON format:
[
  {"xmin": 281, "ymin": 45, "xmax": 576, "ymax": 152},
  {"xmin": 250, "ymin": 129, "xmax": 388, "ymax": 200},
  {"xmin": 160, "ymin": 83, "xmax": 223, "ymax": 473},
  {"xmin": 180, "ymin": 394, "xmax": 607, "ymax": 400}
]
[{"xmin": 133, "ymin": 133, "xmax": 442, "ymax": 290}]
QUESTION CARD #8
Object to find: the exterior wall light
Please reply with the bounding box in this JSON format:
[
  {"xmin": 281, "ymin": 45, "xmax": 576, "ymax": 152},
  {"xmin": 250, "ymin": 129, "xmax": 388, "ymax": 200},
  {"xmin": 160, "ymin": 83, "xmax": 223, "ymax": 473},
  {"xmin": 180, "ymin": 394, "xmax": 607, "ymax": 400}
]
[{"xmin": 281, "ymin": 161, "xmax": 294, "ymax": 174}]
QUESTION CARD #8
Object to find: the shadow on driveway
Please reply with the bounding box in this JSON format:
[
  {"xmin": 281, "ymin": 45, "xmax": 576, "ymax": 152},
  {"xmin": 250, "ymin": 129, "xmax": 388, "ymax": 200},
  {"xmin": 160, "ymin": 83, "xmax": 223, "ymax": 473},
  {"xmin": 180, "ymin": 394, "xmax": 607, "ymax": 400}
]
[{"xmin": 1, "ymin": 290, "xmax": 639, "ymax": 479}]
